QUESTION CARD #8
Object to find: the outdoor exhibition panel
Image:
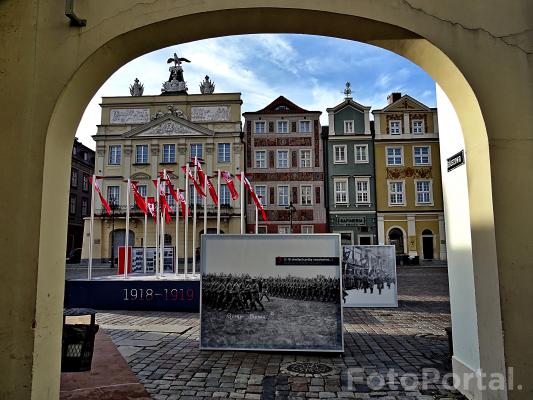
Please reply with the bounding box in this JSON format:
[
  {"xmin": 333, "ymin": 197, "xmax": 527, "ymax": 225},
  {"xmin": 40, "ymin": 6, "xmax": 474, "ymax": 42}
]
[
  {"xmin": 342, "ymin": 245, "xmax": 398, "ymax": 308},
  {"xmin": 200, "ymin": 234, "xmax": 344, "ymax": 352}
]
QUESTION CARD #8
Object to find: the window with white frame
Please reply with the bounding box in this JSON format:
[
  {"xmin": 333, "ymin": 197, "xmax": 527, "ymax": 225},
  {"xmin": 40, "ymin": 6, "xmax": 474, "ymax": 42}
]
[
  {"xmin": 81, "ymin": 198, "xmax": 88, "ymax": 216},
  {"xmin": 277, "ymin": 120, "xmax": 289, "ymax": 133},
  {"xmin": 354, "ymin": 144, "xmax": 368, "ymax": 163},
  {"xmin": 334, "ymin": 178, "xmax": 348, "ymax": 204},
  {"xmin": 388, "ymin": 181, "xmax": 405, "ymax": 205},
  {"xmin": 299, "ymin": 120, "xmax": 311, "ymax": 133},
  {"xmin": 165, "ymin": 185, "xmax": 175, "ymax": 207},
  {"xmin": 301, "ymin": 225, "xmax": 314, "ymax": 234},
  {"xmin": 217, "ymin": 143, "xmax": 231, "ymax": 163},
  {"xmin": 71, "ymin": 170, "xmax": 78, "ymax": 187},
  {"xmin": 190, "ymin": 144, "xmax": 203, "ymax": 159},
  {"xmin": 278, "ymin": 226, "xmax": 291, "ymax": 234},
  {"xmin": 255, "ymin": 150, "xmax": 266, "ymax": 168},
  {"xmin": 255, "ymin": 121, "xmax": 266, "ymax": 133},
  {"xmin": 137, "ymin": 184, "xmax": 147, "ymax": 199},
  {"xmin": 386, "ymin": 147, "xmax": 403, "ymax": 165},
  {"xmin": 416, "ymin": 180, "xmax": 433, "ymax": 204},
  {"xmin": 413, "ymin": 146, "xmax": 431, "ymax": 165},
  {"xmin": 333, "ymin": 145, "xmax": 347, "ymax": 164},
  {"xmin": 82, "ymin": 174, "xmax": 89, "ymax": 191},
  {"xmin": 107, "ymin": 185, "xmax": 120, "ymax": 204},
  {"xmin": 219, "ymin": 184, "xmax": 231, "ymax": 205},
  {"xmin": 355, "ymin": 177, "xmax": 370, "ymax": 204},
  {"xmin": 300, "ymin": 185, "xmax": 312, "ymax": 205},
  {"xmin": 389, "ymin": 120, "xmax": 402, "ymax": 134},
  {"xmin": 69, "ymin": 195, "xmax": 76, "ymax": 214},
  {"xmin": 162, "ymin": 144, "xmax": 176, "ymax": 163},
  {"xmin": 136, "ymin": 145, "xmax": 148, "ymax": 164},
  {"xmin": 254, "ymin": 185, "xmax": 267, "ymax": 205},
  {"xmin": 412, "ymin": 119, "xmax": 425, "ymax": 134},
  {"xmin": 277, "ymin": 185, "xmax": 289, "ymax": 206},
  {"xmin": 344, "ymin": 120, "xmax": 355, "ymax": 134},
  {"xmin": 300, "ymin": 149, "xmax": 311, "ymax": 168},
  {"xmin": 277, "ymin": 150, "xmax": 289, "ymax": 168},
  {"xmin": 108, "ymin": 145, "xmax": 121, "ymax": 165}
]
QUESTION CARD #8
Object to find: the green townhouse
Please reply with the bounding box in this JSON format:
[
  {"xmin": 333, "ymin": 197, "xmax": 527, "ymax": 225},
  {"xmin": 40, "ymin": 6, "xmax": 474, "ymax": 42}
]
[{"xmin": 323, "ymin": 85, "xmax": 377, "ymax": 245}]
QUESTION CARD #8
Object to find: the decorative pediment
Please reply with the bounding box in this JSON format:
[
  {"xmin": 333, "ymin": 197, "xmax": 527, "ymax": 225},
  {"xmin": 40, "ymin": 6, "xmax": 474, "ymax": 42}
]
[
  {"xmin": 122, "ymin": 115, "xmax": 214, "ymax": 138},
  {"xmin": 131, "ymin": 172, "xmax": 151, "ymax": 180},
  {"xmin": 327, "ymin": 99, "xmax": 370, "ymax": 114},
  {"xmin": 382, "ymin": 95, "xmax": 431, "ymax": 112}
]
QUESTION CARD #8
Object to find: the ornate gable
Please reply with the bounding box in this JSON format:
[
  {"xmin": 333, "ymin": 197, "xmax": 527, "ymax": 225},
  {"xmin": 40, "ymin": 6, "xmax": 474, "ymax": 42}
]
[
  {"xmin": 122, "ymin": 115, "xmax": 214, "ymax": 138},
  {"xmin": 253, "ymin": 96, "xmax": 317, "ymax": 114},
  {"xmin": 382, "ymin": 95, "xmax": 431, "ymax": 112}
]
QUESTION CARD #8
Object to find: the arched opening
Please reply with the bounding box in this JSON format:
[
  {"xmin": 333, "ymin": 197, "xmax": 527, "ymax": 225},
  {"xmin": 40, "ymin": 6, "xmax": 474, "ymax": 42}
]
[
  {"xmin": 3, "ymin": 5, "xmax": 519, "ymax": 400},
  {"xmin": 387, "ymin": 227, "xmax": 405, "ymax": 255},
  {"xmin": 421, "ymin": 228, "xmax": 434, "ymax": 260}
]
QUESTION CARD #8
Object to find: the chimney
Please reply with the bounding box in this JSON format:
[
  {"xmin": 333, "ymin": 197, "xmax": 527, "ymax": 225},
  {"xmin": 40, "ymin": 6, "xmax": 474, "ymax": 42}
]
[{"xmin": 387, "ymin": 92, "xmax": 401, "ymax": 104}]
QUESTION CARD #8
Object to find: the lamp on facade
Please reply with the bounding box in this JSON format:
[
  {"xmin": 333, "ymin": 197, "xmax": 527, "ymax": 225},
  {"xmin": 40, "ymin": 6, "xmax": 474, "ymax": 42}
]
[{"xmin": 285, "ymin": 202, "xmax": 296, "ymax": 234}]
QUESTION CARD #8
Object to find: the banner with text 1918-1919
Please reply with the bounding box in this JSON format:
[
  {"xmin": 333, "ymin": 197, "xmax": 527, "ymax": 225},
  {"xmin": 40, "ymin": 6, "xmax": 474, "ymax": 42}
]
[
  {"xmin": 200, "ymin": 234, "xmax": 344, "ymax": 352},
  {"xmin": 342, "ymin": 245, "xmax": 398, "ymax": 308}
]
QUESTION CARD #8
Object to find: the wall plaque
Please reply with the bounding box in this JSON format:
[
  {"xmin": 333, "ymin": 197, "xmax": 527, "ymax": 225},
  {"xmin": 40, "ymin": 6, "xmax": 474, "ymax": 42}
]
[
  {"xmin": 110, "ymin": 108, "xmax": 150, "ymax": 124},
  {"xmin": 191, "ymin": 106, "xmax": 230, "ymax": 122}
]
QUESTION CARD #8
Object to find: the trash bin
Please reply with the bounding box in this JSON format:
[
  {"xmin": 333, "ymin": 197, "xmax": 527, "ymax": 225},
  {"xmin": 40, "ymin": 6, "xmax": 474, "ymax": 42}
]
[{"xmin": 61, "ymin": 308, "xmax": 99, "ymax": 372}]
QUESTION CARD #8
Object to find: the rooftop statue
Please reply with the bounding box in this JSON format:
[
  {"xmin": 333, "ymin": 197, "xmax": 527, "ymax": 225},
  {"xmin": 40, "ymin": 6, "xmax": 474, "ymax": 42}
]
[
  {"xmin": 161, "ymin": 53, "xmax": 190, "ymax": 95},
  {"xmin": 200, "ymin": 75, "xmax": 215, "ymax": 94},
  {"xmin": 129, "ymin": 78, "xmax": 144, "ymax": 96}
]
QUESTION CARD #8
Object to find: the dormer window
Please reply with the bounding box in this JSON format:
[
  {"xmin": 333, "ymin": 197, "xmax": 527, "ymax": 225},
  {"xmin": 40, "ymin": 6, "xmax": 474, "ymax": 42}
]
[
  {"xmin": 275, "ymin": 105, "xmax": 290, "ymax": 111},
  {"xmin": 389, "ymin": 120, "xmax": 402, "ymax": 135},
  {"xmin": 344, "ymin": 120, "xmax": 355, "ymax": 134}
]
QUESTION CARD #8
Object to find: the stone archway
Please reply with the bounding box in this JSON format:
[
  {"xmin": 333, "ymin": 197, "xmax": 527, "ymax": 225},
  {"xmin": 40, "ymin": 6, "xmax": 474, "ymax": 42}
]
[{"xmin": 1, "ymin": 2, "xmax": 531, "ymax": 399}]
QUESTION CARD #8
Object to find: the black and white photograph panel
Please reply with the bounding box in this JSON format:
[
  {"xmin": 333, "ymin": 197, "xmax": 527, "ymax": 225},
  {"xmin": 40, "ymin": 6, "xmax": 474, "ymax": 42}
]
[
  {"xmin": 342, "ymin": 245, "xmax": 398, "ymax": 308},
  {"xmin": 200, "ymin": 234, "xmax": 343, "ymax": 352}
]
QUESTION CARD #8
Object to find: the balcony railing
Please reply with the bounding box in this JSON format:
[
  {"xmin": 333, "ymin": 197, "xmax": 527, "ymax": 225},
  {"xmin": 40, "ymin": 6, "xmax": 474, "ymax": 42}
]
[{"xmin": 94, "ymin": 204, "xmax": 238, "ymax": 217}]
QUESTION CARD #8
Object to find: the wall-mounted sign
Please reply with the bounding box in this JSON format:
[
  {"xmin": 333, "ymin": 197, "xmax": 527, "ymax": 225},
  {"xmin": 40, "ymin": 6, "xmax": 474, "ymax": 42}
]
[
  {"xmin": 275, "ymin": 256, "xmax": 340, "ymax": 266},
  {"xmin": 447, "ymin": 150, "xmax": 465, "ymax": 172},
  {"xmin": 336, "ymin": 216, "xmax": 366, "ymax": 226}
]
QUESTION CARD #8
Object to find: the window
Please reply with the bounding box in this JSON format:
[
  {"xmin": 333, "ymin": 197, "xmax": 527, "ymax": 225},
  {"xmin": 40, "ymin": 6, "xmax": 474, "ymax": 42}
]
[
  {"xmin": 255, "ymin": 185, "xmax": 267, "ymax": 205},
  {"xmin": 72, "ymin": 147, "xmax": 77, "ymax": 156},
  {"xmin": 389, "ymin": 120, "xmax": 402, "ymax": 134},
  {"xmin": 162, "ymin": 144, "xmax": 176, "ymax": 163},
  {"xmin": 255, "ymin": 150, "xmax": 266, "ymax": 168},
  {"xmin": 333, "ymin": 145, "xmax": 347, "ymax": 164},
  {"xmin": 82, "ymin": 152, "xmax": 88, "ymax": 161},
  {"xmin": 137, "ymin": 185, "xmax": 147, "ymax": 199},
  {"xmin": 277, "ymin": 185, "xmax": 289, "ymax": 206},
  {"xmin": 71, "ymin": 170, "xmax": 78, "ymax": 187},
  {"xmin": 278, "ymin": 226, "xmax": 291, "ymax": 234},
  {"xmin": 354, "ymin": 145, "xmax": 368, "ymax": 163},
  {"xmin": 219, "ymin": 184, "xmax": 231, "ymax": 205},
  {"xmin": 189, "ymin": 184, "xmax": 203, "ymax": 205},
  {"xmin": 355, "ymin": 178, "xmax": 370, "ymax": 204},
  {"xmin": 165, "ymin": 185, "xmax": 175, "ymax": 207},
  {"xmin": 255, "ymin": 121, "xmax": 266, "ymax": 133},
  {"xmin": 299, "ymin": 120, "xmax": 311, "ymax": 133},
  {"xmin": 416, "ymin": 180, "xmax": 433, "ymax": 204},
  {"xmin": 82, "ymin": 174, "xmax": 89, "ymax": 191},
  {"xmin": 135, "ymin": 145, "xmax": 148, "ymax": 164},
  {"xmin": 108, "ymin": 145, "xmax": 121, "ymax": 165},
  {"xmin": 301, "ymin": 225, "xmax": 314, "ymax": 234},
  {"xmin": 300, "ymin": 149, "xmax": 311, "ymax": 168},
  {"xmin": 340, "ymin": 232, "xmax": 353, "ymax": 245},
  {"xmin": 217, "ymin": 143, "xmax": 231, "ymax": 163},
  {"xmin": 81, "ymin": 198, "xmax": 88, "ymax": 216},
  {"xmin": 388, "ymin": 181, "xmax": 405, "ymax": 205},
  {"xmin": 277, "ymin": 150, "xmax": 289, "ymax": 168},
  {"xmin": 69, "ymin": 195, "xmax": 76, "ymax": 214},
  {"xmin": 386, "ymin": 147, "xmax": 403, "ymax": 165},
  {"xmin": 190, "ymin": 144, "xmax": 203, "ymax": 159},
  {"xmin": 334, "ymin": 178, "xmax": 348, "ymax": 205},
  {"xmin": 107, "ymin": 185, "xmax": 120, "ymax": 205},
  {"xmin": 412, "ymin": 119, "xmax": 425, "ymax": 134},
  {"xmin": 277, "ymin": 120, "xmax": 289, "ymax": 133},
  {"xmin": 258, "ymin": 226, "xmax": 268, "ymax": 234},
  {"xmin": 413, "ymin": 146, "xmax": 431, "ymax": 165},
  {"xmin": 300, "ymin": 185, "xmax": 312, "ymax": 205},
  {"xmin": 344, "ymin": 120, "xmax": 355, "ymax": 134}
]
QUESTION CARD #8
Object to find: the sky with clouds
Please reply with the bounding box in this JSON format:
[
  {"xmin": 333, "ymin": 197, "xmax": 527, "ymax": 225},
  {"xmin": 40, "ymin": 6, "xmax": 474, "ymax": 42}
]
[{"xmin": 76, "ymin": 34, "xmax": 436, "ymax": 149}]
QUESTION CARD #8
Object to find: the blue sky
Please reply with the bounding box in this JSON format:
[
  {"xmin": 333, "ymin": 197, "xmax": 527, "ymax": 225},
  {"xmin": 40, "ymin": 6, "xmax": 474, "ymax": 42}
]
[{"xmin": 76, "ymin": 34, "xmax": 436, "ymax": 149}]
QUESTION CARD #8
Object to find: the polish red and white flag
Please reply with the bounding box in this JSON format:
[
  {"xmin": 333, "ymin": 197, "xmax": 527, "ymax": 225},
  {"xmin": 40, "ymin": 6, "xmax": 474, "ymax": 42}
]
[
  {"xmin": 178, "ymin": 189, "xmax": 190, "ymax": 219},
  {"xmin": 221, "ymin": 171, "xmax": 239, "ymax": 200},
  {"xmin": 89, "ymin": 176, "xmax": 111, "ymax": 215},
  {"xmin": 130, "ymin": 181, "xmax": 147, "ymax": 215},
  {"xmin": 181, "ymin": 165, "xmax": 206, "ymax": 197},
  {"xmin": 146, "ymin": 197, "xmax": 157, "ymax": 222},
  {"xmin": 236, "ymin": 174, "xmax": 267, "ymax": 222},
  {"xmin": 152, "ymin": 179, "xmax": 173, "ymax": 223}
]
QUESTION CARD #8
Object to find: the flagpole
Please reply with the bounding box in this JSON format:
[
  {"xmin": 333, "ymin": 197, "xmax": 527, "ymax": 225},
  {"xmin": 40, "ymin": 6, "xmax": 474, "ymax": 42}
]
[
  {"xmin": 192, "ymin": 157, "xmax": 198, "ymax": 276},
  {"xmin": 160, "ymin": 170, "xmax": 166, "ymax": 277},
  {"xmin": 240, "ymin": 171, "xmax": 245, "ymax": 234},
  {"xmin": 143, "ymin": 193, "xmax": 147, "ymax": 274},
  {"xmin": 155, "ymin": 176, "xmax": 160, "ymax": 278},
  {"xmin": 203, "ymin": 171, "xmax": 207, "ymax": 236},
  {"xmin": 124, "ymin": 178, "xmax": 130, "ymax": 279},
  {"xmin": 175, "ymin": 189, "xmax": 179, "ymax": 277},
  {"xmin": 88, "ymin": 174, "xmax": 96, "ymax": 280},
  {"xmin": 216, "ymin": 169, "xmax": 221, "ymax": 234},
  {"xmin": 255, "ymin": 204, "xmax": 258, "ymax": 234},
  {"xmin": 184, "ymin": 164, "xmax": 189, "ymax": 278}
]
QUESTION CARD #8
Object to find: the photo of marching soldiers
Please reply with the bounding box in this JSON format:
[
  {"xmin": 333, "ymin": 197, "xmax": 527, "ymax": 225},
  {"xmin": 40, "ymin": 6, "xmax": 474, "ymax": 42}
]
[
  {"xmin": 342, "ymin": 245, "xmax": 398, "ymax": 307},
  {"xmin": 201, "ymin": 273, "xmax": 343, "ymax": 351}
]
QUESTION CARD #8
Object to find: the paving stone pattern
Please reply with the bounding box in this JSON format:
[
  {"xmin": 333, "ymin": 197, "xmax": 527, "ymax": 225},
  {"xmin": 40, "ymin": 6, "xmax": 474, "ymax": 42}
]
[{"xmin": 93, "ymin": 267, "xmax": 466, "ymax": 399}]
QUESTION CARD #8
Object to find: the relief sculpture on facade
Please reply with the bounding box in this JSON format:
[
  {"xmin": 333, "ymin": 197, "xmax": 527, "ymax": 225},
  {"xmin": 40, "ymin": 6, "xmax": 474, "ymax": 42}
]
[
  {"xmin": 386, "ymin": 167, "xmax": 432, "ymax": 179},
  {"xmin": 110, "ymin": 108, "xmax": 150, "ymax": 124},
  {"xmin": 191, "ymin": 106, "xmax": 230, "ymax": 122}
]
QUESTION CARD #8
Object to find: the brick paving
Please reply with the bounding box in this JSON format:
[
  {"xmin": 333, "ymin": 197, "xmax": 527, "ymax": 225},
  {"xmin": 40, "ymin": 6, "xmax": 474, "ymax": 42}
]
[{"xmin": 86, "ymin": 267, "xmax": 465, "ymax": 399}]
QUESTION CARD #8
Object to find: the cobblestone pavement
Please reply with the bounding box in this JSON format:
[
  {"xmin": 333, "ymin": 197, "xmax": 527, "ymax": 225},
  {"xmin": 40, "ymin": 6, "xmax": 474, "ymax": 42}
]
[{"xmin": 89, "ymin": 267, "xmax": 465, "ymax": 399}]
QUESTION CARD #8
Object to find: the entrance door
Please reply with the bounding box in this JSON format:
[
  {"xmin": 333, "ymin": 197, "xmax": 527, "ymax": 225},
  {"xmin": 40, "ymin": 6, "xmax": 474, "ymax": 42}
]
[
  {"xmin": 388, "ymin": 228, "xmax": 404, "ymax": 255},
  {"xmin": 111, "ymin": 229, "xmax": 135, "ymax": 260},
  {"xmin": 422, "ymin": 229, "xmax": 434, "ymax": 259}
]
